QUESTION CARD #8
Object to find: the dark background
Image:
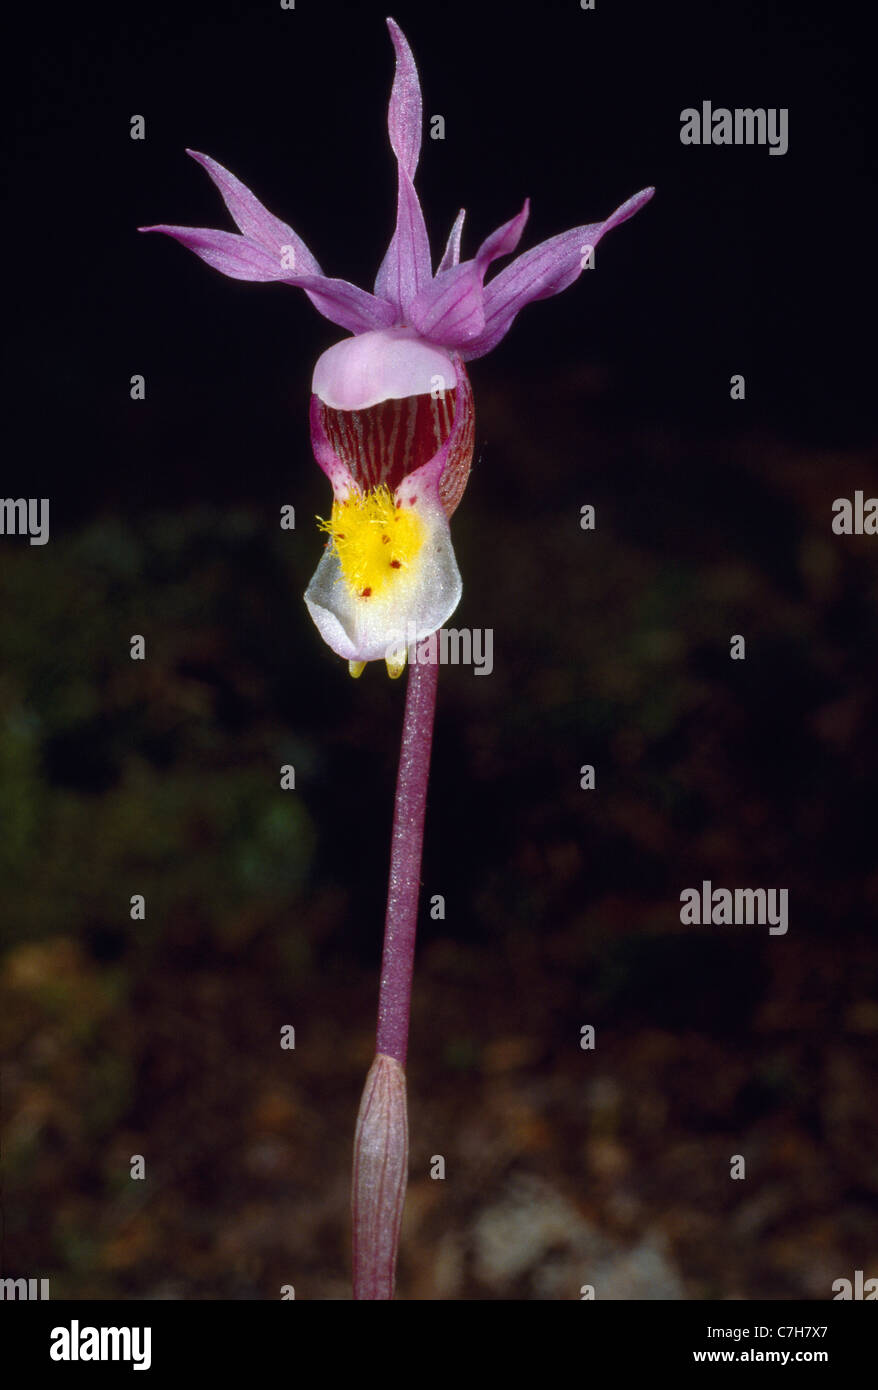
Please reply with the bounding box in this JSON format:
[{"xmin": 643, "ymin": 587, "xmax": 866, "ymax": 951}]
[{"xmin": 2, "ymin": 0, "xmax": 876, "ymax": 1299}]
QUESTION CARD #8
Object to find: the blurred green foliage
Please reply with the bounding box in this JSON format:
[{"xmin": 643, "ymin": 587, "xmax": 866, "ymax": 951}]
[
  {"xmin": 1, "ymin": 511, "xmax": 315, "ymax": 950},
  {"xmin": 2, "ymin": 411, "xmax": 877, "ymax": 1298}
]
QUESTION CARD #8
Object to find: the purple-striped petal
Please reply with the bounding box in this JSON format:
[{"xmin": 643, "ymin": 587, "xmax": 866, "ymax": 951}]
[
  {"xmin": 186, "ymin": 149, "xmax": 323, "ymax": 275},
  {"xmin": 406, "ymin": 261, "xmax": 485, "ymax": 345},
  {"xmin": 374, "ymin": 172, "xmax": 432, "ymax": 313},
  {"xmin": 385, "ymin": 18, "xmax": 421, "ymax": 181},
  {"xmin": 140, "ymin": 224, "xmax": 397, "ymax": 333},
  {"xmin": 459, "ymin": 186, "xmax": 655, "ymax": 360},
  {"xmin": 373, "ymin": 21, "xmax": 432, "ymax": 313},
  {"xmin": 473, "ymin": 199, "xmax": 530, "ymax": 274},
  {"xmin": 283, "ymin": 275, "xmax": 397, "ymax": 334},
  {"xmin": 406, "ymin": 201, "xmax": 529, "ymax": 348},
  {"xmin": 139, "ymin": 224, "xmax": 293, "ymax": 281}
]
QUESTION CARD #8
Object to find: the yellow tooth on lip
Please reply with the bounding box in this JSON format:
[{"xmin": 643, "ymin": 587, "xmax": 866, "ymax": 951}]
[
  {"xmin": 385, "ymin": 651, "xmax": 407, "ymax": 679},
  {"xmin": 348, "ymin": 659, "xmax": 367, "ymax": 679}
]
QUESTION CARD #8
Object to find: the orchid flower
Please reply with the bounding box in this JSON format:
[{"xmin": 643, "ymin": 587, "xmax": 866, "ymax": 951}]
[
  {"xmin": 141, "ymin": 18, "xmax": 652, "ymax": 678},
  {"xmin": 141, "ymin": 17, "xmax": 652, "ymax": 1301}
]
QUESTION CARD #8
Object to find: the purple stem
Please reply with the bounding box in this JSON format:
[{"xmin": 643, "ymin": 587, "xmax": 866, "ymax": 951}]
[
  {"xmin": 351, "ymin": 640, "xmax": 439, "ymax": 1299},
  {"xmin": 375, "ymin": 640, "xmax": 439, "ymax": 1065}
]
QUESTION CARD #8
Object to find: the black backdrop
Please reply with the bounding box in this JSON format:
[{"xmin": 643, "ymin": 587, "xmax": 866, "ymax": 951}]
[{"xmin": 9, "ymin": 0, "xmax": 873, "ymax": 514}]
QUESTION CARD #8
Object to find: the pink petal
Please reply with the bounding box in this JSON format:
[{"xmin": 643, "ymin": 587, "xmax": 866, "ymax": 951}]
[
  {"xmin": 373, "ymin": 171, "xmax": 432, "ymax": 313},
  {"xmin": 139, "ymin": 224, "xmax": 293, "ymax": 281},
  {"xmin": 406, "ymin": 262, "xmax": 486, "ymax": 345},
  {"xmin": 139, "ymin": 225, "xmax": 396, "ymax": 333},
  {"xmin": 406, "ymin": 201, "xmax": 529, "ymax": 348},
  {"xmin": 385, "ymin": 18, "xmax": 422, "ymax": 181},
  {"xmin": 472, "ymin": 200, "xmax": 530, "ymax": 275},
  {"xmin": 460, "ymin": 186, "xmax": 655, "ymax": 360},
  {"xmin": 186, "ymin": 149, "xmax": 322, "ymax": 275},
  {"xmin": 437, "ymin": 209, "xmax": 466, "ymax": 272},
  {"xmin": 373, "ymin": 22, "xmax": 432, "ymax": 312},
  {"xmin": 284, "ymin": 275, "xmax": 397, "ymax": 334}
]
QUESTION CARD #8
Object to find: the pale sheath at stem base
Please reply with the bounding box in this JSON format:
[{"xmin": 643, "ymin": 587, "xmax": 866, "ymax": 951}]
[{"xmin": 352, "ymin": 1053, "xmax": 409, "ymax": 1299}]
